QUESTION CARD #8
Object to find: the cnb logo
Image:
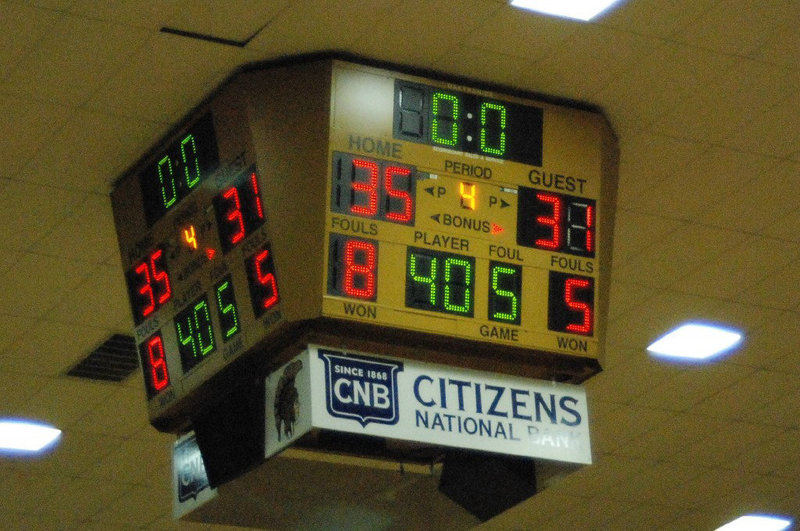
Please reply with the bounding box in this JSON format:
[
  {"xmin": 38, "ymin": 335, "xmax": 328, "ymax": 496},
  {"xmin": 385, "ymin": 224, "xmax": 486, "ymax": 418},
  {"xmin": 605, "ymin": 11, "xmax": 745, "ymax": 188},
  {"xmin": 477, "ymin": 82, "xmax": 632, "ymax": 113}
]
[
  {"xmin": 319, "ymin": 349, "xmax": 402, "ymax": 427},
  {"xmin": 175, "ymin": 434, "xmax": 210, "ymax": 502}
]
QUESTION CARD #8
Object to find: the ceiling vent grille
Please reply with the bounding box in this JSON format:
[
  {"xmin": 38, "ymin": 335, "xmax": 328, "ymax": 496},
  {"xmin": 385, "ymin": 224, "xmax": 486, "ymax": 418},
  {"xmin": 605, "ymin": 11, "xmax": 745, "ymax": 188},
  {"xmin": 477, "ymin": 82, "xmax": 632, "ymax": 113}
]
[{"xmin": 66, "ymin": 334, "xmax": 138, "ymax": 382}]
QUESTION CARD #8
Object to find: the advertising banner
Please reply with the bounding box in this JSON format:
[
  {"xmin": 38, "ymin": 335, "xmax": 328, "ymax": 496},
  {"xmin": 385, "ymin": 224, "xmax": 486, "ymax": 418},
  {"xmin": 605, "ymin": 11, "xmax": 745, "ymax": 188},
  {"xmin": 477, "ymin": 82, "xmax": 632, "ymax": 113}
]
[
  {"xmin": 172, "ymin": 432, "xmax": 217, "ymax": 519},
  {"xmin": 265, "ymin": 345, "xmax": 591, "ymax": 464}
]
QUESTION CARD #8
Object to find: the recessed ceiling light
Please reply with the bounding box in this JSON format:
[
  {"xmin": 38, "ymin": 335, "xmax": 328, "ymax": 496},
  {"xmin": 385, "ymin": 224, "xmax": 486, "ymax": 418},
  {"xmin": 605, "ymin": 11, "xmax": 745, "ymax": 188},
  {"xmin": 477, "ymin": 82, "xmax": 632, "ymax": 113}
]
[
  {"xmin": 509, "ymin": 0, "xmax": 625, "ymax": 21},
  {"xmin": 647, "ymin": 322, "xmax": 743, "ymax": 361},
  {"xmin": 0, "ymin": 419, "xmax": 62, "ymax": 454},
  {"xmin": 715, "ymin": 514, "xmax": 793, "ymax": 531}
]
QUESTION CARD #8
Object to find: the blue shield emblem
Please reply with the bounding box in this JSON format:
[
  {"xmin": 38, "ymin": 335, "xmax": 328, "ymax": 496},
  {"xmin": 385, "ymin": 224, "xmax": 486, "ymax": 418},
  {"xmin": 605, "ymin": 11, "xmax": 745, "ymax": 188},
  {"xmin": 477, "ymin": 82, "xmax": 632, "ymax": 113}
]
[{"xmin": 319, "ymin": 349, "xmax": 403, "ymax": 427}]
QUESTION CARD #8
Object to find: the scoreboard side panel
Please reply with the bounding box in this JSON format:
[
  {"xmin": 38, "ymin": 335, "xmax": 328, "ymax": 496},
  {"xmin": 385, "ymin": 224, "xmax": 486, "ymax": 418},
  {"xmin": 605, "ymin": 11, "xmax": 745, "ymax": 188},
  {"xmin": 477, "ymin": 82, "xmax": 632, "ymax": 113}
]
[{"xmin": 244, "ymin": 62, "xmax": 333, "ymax": 324}]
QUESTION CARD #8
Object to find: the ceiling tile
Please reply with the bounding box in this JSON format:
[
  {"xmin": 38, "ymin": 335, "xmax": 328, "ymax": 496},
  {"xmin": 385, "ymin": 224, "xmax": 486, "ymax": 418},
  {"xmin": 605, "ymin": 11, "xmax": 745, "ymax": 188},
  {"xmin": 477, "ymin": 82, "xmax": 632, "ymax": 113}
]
[
  {"xmin": 355, "ymin": 1, "xmax": 502, "ymax": 71},
  {"xmin": 1, "ymin": 319, "xmax": 111, "ymax": 376},
  {"xmin": 0, "ymin": 469, "xmax": 73, "ymax": 516},
  {"xmin": 532, "ymin": 26, "xmax": 659, "ymax": 101},
  {"xmin": 600, "ymin": 0, "xmax": 721, "ymax": 39},
  {"xmin": 674, "ymin": 235, "xmax": 800, "ymax": 301},
  {"xmin": 16, "ymin": 377, "xmax": 117, "ymax": 430},
  {"xmin": 482, "ymin": 489, "xmax": 585, "ymax": 528},
  {"xmin": 604, "ymin": 502, "xmax": 691, "ymax": 530},
  {"xmin": 585, "ymin": 354, "xmax": 677, "ymax": 404},
  {"xmin": 607, "ymin": 42, "xmax": 737, "ymax": 134},
  {"xmin": 0, "ymin": 370, "xmax": 48, "ymax": 411},
  {"xmin": 20, "ymin": 429, "xmax": 125, "ymax": 479},
  {"xmin": 464, "ymin": 5, "xmax": 576, "ymax": 63},
  {"xmin": 675, "ymin": 0, "xmax": 789, "ymax": 57},
  {"xmin": 633, "ymin": 146, "xmax": 777, "ymax": 222},
  {"xmin": 693, "ymin": 369, "xmax": 797, "ymax": 421},
  {"xmin": 617, "ymin": 413, "xmax": 729, "ymax": 461},
  {"xmin": 549, "ymin": 454, "xmax": 655, "ymax": 499},
  {"xmin": 248, "ymin": 0, "xmax": 387, "ymax": 56},
  {"xmin": 677, "ymin": 420, "xmax": 784, "ymax": 469},
  {"xmin": 698, "ymin": 159, "xmax": 800, "ymax": 234},
  {"xmin": 1, "ymin": 1, "xmax": 800, "ymax": 528},
  {"xmin": 0, "ymin": 180, "xmax": 82, "ymax": 251},
  {"xmin": 35, "ymin": 475, "xmax": 132, "ymax": 525},
  {"xmin": 657, "ymin": 466, "xmax": 749, "ymax": 510},
  {"xmin": 537, "ymin": 494, "xmax": 633, "ymax": 528},
  {"xmin": 732, "ymin": 311, "xmax": 800, "ymax": 372},
  {"xmin": 740, "ymin": 256, "xmax": 800, "ymax": 311},
  {"xmin": 91, "ymin": 483, "xmax": 170, "ymax": 527},
  {"xmin": 614, "ymin": 132, "xmax": 708, "ymax": 208},
  {"xmin": 0, "ymin": 251, "xmax": 88, "ymax": 318},
  {"xmin": 84, "ymin": 432, "xmax": 173, "ymax": 487},
  {"xmin": 29, "ymin": 194, "xmax": 118, "ymax": 263},
  {"xmin": 611, "ymin": 224, "xmax": 740, "ymax": 292},
  {"xmin": 609, "ymin": 209, "xmax": 685, "ymax": 269},
  {"xmin": 633, "ymin": 362, "xmax": 755, "ymax": 413},
  {"xmin": 753, "ymin": 12, "xmax": 800, "ymax": 66},
  {"xmin": 85, "ymin": 32, "xmax": 242, "ymax": 124},
  {"xmin": 3, "ymin": 14, "xmax": 150, "ymax": 106},
  {"xmin": 605, "ymin": 281, "xmax": 658, "ymax": 335},
  {"xmin": 0, "ymin": 96, "xmax": 73, "ymax": 178},
  {"xmin": 0, "ymin": 2, "xmax": 63, "ymax": 79},
  {"xmin": 17, "ymin": 109, "xmax": 160, "ymax": 194},
  {"xmin": 588, "ymin": 403, "xmax": 675, "ymax": 456},
  {"xmin": 72, "ymin": 384, "xmax": 150, "ymax": 438},
  {"xmin": 722, "ymin": 93, "xmax": 800, "ymax": 158},
  {"xmin": 163, "ymin": 0, "xmax": 287, "ymax": 42},
  {"xmin": 0, "ymin": 313, "xmax": 29, "ymax": 353},
  {"xmin": 68, "ymin": 0, "xmax": 181, "ymax": 28},
  {"xmin": 46, "ymin": 265, "xmax": 130, "ymax": 329},
  {"xmin": 736, "ymin": 429, "xmax": 800, "ymax": 476}
]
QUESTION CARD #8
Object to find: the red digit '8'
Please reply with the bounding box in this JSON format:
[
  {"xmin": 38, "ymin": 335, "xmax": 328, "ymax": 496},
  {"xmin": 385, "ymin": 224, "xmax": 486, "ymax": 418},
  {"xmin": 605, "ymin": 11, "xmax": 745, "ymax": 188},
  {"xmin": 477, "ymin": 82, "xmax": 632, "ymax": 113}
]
[
  {"xmin": 146, "ymin": 334, "xmax": 169, "ymax": 391},
  {"xmin": 343, "ymin": 239, "xmax": 376, "ymax": 300}
]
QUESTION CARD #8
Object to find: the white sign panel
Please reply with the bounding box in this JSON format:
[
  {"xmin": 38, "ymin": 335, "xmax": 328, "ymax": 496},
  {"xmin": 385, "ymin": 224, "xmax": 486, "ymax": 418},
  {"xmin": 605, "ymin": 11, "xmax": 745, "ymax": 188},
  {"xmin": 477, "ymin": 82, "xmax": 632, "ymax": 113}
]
[
  {"xmin": 265, "ymin": 356, "xmax": 313, "ymax": 458},
  {"xmin": 172, "ymin": 432, "xmax": 217, "ymax": 519},
  {"xmin": 266, "ymin": 346, "xmax": 591, "ymax": 464}
]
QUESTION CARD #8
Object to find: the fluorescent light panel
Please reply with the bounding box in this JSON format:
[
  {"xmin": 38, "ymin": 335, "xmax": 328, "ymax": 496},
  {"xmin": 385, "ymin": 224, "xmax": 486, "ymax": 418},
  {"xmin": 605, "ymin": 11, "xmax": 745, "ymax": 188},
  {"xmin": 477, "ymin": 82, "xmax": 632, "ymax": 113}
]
[
  {"xmin": 647, "ymin": 323, "xmax": 743, "ymax": 361},
  {"xmin": 509, "ymin": 0, "xmax": 624, "ymax": 21},
  {"xmin": 716, "ymin": 514, "xmax": 793, "ymax": 531},
  {"xmin": 0, "ymin": 419, "xmax": 61, "ymax": 453}
]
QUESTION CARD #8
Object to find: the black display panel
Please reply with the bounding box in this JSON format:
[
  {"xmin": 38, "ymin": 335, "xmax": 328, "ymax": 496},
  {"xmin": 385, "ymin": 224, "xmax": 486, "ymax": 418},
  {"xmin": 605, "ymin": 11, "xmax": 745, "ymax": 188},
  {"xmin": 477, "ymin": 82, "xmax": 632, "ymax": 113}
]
[
  {"xmin": 139, "ymin": 331, "xmax": 170, "ymax": 398},
  {"xmin": 213, "ymin": 166, "xmax": 266, "ymax": 253},
  {"xmin": 406, "ymin": 248, "xmax": 475, "ymax": 317},
  {"xmin": 517, "ymin": 187, "xmax": 596, "ymax": 258},
  {"xmin": 488, "ymin": 262, "xmax": 522, "ymax": 325},
  {"xmin": 548, "ymin": 272, "xmax": 594, "ymax": 336},
  {"xmin": 140, "ymin": 112, "xmax": 220, "ymax": 226},
  {"xmin": 176, "ymin": 295, "xmax": 217, "ymax": 372},
  {"xmin": 245, "ymin": 244, "xmax": 280, "ymax": 318},
  {"xmin": 327, "ymin": 233, "xmax": 379, "ymax": 301},
  {"xmin": 394, "ymin": 81, "xmax": 543, "ymax": 166},
  {"xmin": 125, "ymin": 246, "xmax": 172, "ymax": 325},
  {"xmin": 330, "ymin": 152, "xmax": 416, "ymax": 225},
  {"xmin": 214, "ymin": 275, "xmax": 241, "ymax": 341}
]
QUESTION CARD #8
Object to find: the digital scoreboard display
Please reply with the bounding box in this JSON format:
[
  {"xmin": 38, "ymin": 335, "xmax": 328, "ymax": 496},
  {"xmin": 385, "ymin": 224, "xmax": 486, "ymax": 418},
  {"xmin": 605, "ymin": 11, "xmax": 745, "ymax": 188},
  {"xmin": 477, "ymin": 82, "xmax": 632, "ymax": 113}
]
[
  {"xmin": 322, "ymin": 63, "xmax": 615, "ymax": 362},
  {"xmin": 111, "ymin": 57, "xmax": 617, "ymax": 431}
]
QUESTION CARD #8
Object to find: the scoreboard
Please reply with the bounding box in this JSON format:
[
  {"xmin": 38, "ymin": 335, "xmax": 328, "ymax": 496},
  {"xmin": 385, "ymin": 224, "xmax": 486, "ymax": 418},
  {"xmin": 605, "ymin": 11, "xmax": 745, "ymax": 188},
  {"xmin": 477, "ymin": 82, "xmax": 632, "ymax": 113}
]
[{"xmin": 111, "ymin": 56, "xmax": 618, "ymax": 432}]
